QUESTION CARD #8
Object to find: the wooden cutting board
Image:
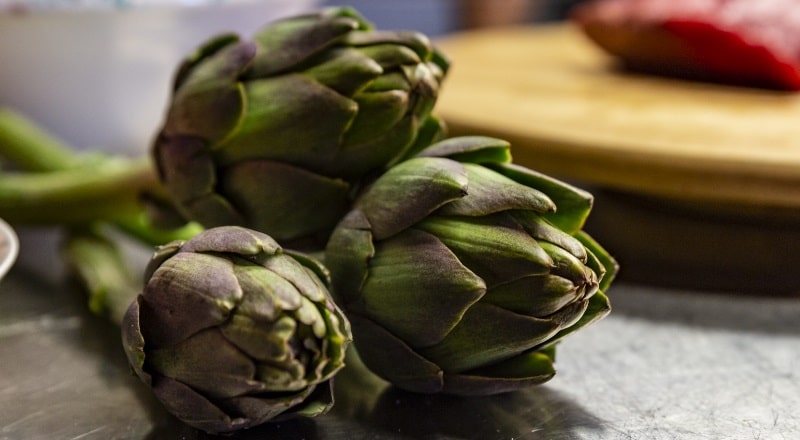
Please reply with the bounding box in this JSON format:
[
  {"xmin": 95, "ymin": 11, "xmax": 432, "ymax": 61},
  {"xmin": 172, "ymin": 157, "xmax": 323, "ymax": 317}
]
[{"xmin": 433, "ymin": 24, "xmax": 800, "ymax": 209}]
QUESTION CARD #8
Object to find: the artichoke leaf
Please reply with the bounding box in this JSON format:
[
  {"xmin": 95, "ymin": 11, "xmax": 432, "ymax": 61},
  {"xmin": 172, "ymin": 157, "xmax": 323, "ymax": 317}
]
[
  {"xmin": 539, "ymin": 241, "xmax": 597, "ymax": 287},
  {"xmin": 166, "ymin": 79, "xmax": 246, "ymax": 144},
  {"xmin": 363, "ymin": 71, "xmax": 411, "ymax": 92},
  {"xmin": 349, "ymin": 315, "xmax": 445, "ymax": 394},
  {"xmin": 438, "ymin": 164, "xmax": 556, "ymax": 216},
  {"xmin": 173, "ymin": 33, "xmax": 242, "ymax": 91},
  {"xmin": 345, "ymin": 89, "xmax": 409, "ymax": 146},
  {"xmin": 325, "ymin": 210, "xmax": 374, "ymax": 305},
  {"xmin": 182, "ymin": 193, "xmax": 246, "ymax": 232},
  {"xmin": 180, "ymin": 225, "xmax": 278, "ymax": 256},
  {"xmin": 492, "ymin": 162, "xmax": 593, "ymax": 234},
  {"xmin": 231, "ymin": 265, "xmax": 295, "ymax": 321},
  {"xmin": 249, "ymin": 8, "xmax": 367, "ymax": 77},
  {"xmin": 264, "ymin": 254, "xmax": 329, "ymax": 304},
  {"xmin": 294, "ymin": 296, "xmax": 328, "ymax": 338},
  {"xmin": 121, "ymin": 298, "xmax": 149, "ymax": 382},
  {"xmin": 220, "ymin": 314, "xmax": 296, "ymax": 363},
  {"xmin": 337, "ymin": 115, "xmax": 417, "ymax": 175},
  {"xmin": 151, "ymin": 376, "xmax": 246, "ymax": 434},
  {"xmin": 320, "ymin": 310, "xmax": 351, "ymax": 377},
  {"xmin": 221, "ymin": 384, "xmax": 324, "ymax": 424},
  {"xmin": 416, "ymin": 135, "xmax": 512, "ymax": 164},
  {"xmin": 219, "ymin": 160, "xmax": 351, "ymax": 242},
  {"xmin": 397, "ymin": 114, "xmax": 447, "ymax": 161},
  {"xmin": 153, "ymin": 135, "xmax": 216, "ymax": 203},
  {"xmin": 357, "ymin": 157, "xmax": 468, "ymax": 240},
  {"xmin": 541, "ymin": 296, "xmax": 591, "ymax": 330},
  {"xmin": 179, "ymin": 40, "xmax": 257, "ymax": 90},
  {"xmin": 416, "ymin": 215, "xmax": 554, "ymax": 285},
  {"xmin": 484, "ymin": 274, "xmax": 584, "ymax": 317},
  {"xmin": 469, "ymin": 349, "xmax": 555, "ymax": 378},
  {"xmin": 303, "ymin": 47, "xmax": 383, "ymax": 96},
  {"xmin": 418, "ymin": 302, "xmax": 561, "ymax": 373},
  {"xmin": 575, "ymin": 231, "xmax": 619, "ymax": 292},
  {"xmin": 256, "ymin": 362, "xmax": 308, "ymax": 392},
  {"xmin": 514, "ymin": 211, "xmax": 587, "ymax": 261},
  {"xmin": 143, "ymin": 239, "xmax": 183, "ymax": 283},
  {"xmin": 285, "ymin": 249, "xmax": 333, "ymax": 289},
  {"xmin": 140, "ymin": 253, "xmax": 242, "ymax": 347},
  {"xmin": 404, "ymin": 64, "xmax": 439, "ymax": 117},
  {"xmin": 538, "ymin": 291, "xmax": 611, "ymax": 350},
  {"xmin": 217, "ymin": 75, "xmax": 358, "ymax": 168},
  {"xmin": 148, "ymin": 329, "xmax": 263, "ymax": 399},
  {"xmin": 344, "ymin": 29, "xmax": 433, "ymax": 62},
  {"xmin": 277, "ymin": 382, "xmax": 335, "ymax": 419},
  {"xmin": 443, "ymin": 350, "xmax": 555, "ymax": 395},
  {"xmin": 361, "ymin": 228, "xmax": 485, "ymax": 347},
  {"xmin": 358, "ymin": 43, "xmax": 423, "ymax": 69}
]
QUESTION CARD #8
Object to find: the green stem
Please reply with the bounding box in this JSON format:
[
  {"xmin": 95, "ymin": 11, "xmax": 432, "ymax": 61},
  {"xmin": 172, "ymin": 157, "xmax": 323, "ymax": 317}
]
[
  {"xmin": 62, "ymin": 227, "xmax": 141, "ymax": 325},
  {"xmin": 115, "ymin": 214, "xmax": 204, "ymax": 247},
  {"xmin": 0, "ymin": 108, "xmax": 90, "ymax": 171},
  {"xmin": 0, "ymin": 158, "xmax": 159, "ymax": 224},
  {"xmin": 0, "ymin": 108, "xmax": 202, "ymax": 245}
]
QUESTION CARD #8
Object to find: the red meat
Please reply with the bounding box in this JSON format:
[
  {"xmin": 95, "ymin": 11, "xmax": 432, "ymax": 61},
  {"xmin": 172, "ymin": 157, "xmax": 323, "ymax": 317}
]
[{"xmin": 571, "ymin": 0, "xmax": 800, "ymax": 90}]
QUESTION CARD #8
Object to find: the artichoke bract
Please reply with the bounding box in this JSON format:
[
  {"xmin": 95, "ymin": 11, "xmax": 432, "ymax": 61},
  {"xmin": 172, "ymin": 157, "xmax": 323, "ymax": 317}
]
[
  {"xmin": 325, "ymin": 136, "xmax": 617, "ymax": 396},
  {"xmin": 121, "ymin": 226, "xmax": 352, "ymax": 434},
  {"xmin": 153, "ymin": 7, "xmax": 449, "ymax": 248}
]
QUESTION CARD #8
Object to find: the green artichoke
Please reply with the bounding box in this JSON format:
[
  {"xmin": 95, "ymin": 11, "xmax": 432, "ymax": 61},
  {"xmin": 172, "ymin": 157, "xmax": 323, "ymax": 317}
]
[
  {"xmin": 121, "ymin": 226, "xmax": 352, "ymax": 434},
  {"xmin": 153, "ymin": 7, "xmax": 449, "ymax": 248},
  {"xmin": 325, "ymin": 136, "xmax": 617, "ymax": 396}
]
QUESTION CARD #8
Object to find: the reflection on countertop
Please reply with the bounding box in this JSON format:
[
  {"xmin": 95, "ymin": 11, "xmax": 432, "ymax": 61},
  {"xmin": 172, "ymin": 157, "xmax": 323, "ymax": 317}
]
[{"xmin": 1, "ymin": 264, "xmax": 799, "ymax": 439}]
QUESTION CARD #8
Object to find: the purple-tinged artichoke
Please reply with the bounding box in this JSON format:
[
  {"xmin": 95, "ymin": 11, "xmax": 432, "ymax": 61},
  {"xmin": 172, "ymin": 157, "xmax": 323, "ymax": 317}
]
[
  {"xmin": 325, "ymin": 136, "xmax": 617, "ymax": 396},
  {"xmin": 153, "ymin": 7, "xmax": 449, "ymax": 248},
  {"xmin": 121, "ymin": 226, "xmax": 351, "ymax": 434}
]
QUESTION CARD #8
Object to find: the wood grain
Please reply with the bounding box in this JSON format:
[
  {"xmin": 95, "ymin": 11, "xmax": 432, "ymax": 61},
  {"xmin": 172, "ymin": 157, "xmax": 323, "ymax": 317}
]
[{"xmin": 434, "ymin": 24, "xmax": 800, "ymax": 208}]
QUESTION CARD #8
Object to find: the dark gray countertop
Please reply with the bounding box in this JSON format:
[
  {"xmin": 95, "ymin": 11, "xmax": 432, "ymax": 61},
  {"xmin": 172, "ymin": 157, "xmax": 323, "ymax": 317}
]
[{"xmin": 2, "ymin": 261, "xmax": 798, "ymax": 440}]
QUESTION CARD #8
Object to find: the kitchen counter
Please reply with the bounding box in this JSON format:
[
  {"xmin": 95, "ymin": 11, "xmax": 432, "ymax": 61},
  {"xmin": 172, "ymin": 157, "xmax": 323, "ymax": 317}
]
[{"xmin": 2, "ymin": 262, "xmax": 798, "ymax": 439}]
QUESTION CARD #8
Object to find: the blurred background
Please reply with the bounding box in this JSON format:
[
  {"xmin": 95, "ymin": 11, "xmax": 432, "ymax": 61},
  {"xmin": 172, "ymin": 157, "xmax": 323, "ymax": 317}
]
[
  {"xmin": 318, "ymin": 0, "xmax": 584, "ymax": 36},
  {"xmin": 0, "ymin": 0, "xmax": 580, "ymax": 157}
]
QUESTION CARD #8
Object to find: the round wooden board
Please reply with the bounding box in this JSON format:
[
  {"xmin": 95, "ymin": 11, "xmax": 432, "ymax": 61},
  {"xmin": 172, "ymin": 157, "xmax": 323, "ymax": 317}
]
[{"xmin": 433, "ymin": 24, "xmax": 800, "ymax": 209}]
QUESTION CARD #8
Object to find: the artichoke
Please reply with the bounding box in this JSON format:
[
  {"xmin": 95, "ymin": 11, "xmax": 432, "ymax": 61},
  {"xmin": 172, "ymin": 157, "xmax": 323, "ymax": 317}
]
[
  {"xmin": 153, "ymin": 7, "xmax": 449, "ymax": 248},
  {"xmin": 325, "ymin": 136, "xmax": 617, "ymax": 396},
  {"xmin": 121, "ymin": 226, "xmax": 352, "ymax": 434}
]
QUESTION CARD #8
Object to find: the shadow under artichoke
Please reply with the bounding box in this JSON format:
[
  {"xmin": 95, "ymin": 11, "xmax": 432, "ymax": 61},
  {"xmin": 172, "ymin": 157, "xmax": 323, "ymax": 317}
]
[
  {"xmin": 144, "ymin": 409, "xmax": 320, "ymax": 440},
  {"xmin": 330, "ymin": 348, "xmax": 606, "ymax": 440}
]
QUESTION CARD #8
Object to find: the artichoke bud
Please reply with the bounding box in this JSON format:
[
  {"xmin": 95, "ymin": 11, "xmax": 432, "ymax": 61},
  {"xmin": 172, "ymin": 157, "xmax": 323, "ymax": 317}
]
[
  {"xmin": 153, "ymin": 7, "xmax": 450, "ymax": 248},
  {"xmin": 122, "ymin": 226, "xmax": 352, "ymax": 434},
  {"xmin": 325, "ymin": 136, "xmax": 617, "ymax": 396}
]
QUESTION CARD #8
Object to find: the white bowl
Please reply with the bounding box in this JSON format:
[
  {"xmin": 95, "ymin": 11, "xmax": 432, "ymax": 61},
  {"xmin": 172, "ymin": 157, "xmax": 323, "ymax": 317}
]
[
  {"xmin": 0, "ymin": 218, "xmax": 19, "ymax": 281},
  {"xmin": 0, "ymin": 0, "xmax": 322, "ymax": 156}
]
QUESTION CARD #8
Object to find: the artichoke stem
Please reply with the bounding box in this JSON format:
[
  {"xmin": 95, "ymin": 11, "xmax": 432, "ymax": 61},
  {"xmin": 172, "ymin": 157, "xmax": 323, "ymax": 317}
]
[
  {"xmin": 0, "ymin": 108, "xmax": 160, "ymax": 226},
  {"xmin": 0, "ymin": 108, "xmax": 89, "ymax": 171},
  {"xmin": 0, "ymin": 108, "xmax": 200, "ymax": 245},
  {"xmin": 0, "ymin": 158, "xmax": 160, "ymax": 225},
  {"xmin": 114, "ymin": 215, "xmax": 204, "ymax": 247},
  {"xmin": 62, "ymin": 227, "xmax": 141, "ymax": 325}
]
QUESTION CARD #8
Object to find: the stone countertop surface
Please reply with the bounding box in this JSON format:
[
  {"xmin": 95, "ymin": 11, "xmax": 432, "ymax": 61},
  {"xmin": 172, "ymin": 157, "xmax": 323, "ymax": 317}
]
[{"xmin": 1, "ymin": 265, "xmax": 798, "ymax": 440}]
